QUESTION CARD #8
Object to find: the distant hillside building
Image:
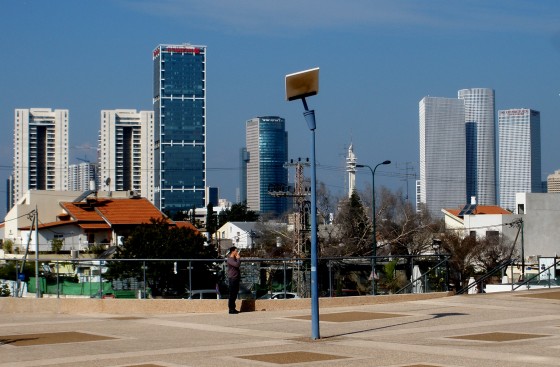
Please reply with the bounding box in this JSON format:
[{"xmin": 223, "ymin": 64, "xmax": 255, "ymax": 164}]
[
  {"xmin": 68, "ymin": 162, "xmax": 98, "ymax": 192},
  {"xmin": 13, "ymin": 108, "xmax": 69, "ymax": 205},
  {"xmin": 547, "ymin": 170, "xmax": 560, "ymax": 193}
]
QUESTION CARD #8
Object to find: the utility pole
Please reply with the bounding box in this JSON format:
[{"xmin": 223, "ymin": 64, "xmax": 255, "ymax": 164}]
[
  {"xmin": 397, "ymin": 162, "xmax": 416, "ymax": 202},
  {"xmin": 269, "ymin": 157, "xmax": 311, "ymax": 296}
]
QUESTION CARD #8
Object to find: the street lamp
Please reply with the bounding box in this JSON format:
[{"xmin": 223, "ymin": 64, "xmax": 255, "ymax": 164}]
[
  {"xmin": 356, "ymin": 160, "xmax": 391, "ymax": 295},
  {"xmin": 285, "ymin": 67, "xmax": 320, "ymax": 340}
]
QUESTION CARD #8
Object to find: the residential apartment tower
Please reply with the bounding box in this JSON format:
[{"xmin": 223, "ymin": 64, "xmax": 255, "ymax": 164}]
[
  {"xmin": 12, "ymin": 108, "xmax": 69, "ymax": 205},
  {"xmin": 98, "ymin": 109, "xmax": 154, "ymax": 202}
]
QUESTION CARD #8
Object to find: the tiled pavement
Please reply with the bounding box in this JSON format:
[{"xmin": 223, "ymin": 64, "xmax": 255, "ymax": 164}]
[{"xmin": 1, "ymin": 289, "xmax": 560, "ymax": 367}]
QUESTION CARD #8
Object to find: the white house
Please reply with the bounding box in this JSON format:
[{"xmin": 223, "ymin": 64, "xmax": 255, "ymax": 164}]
[
  {"xmin": 3, "ymin": 190, "xmax": 168, "ymax": 255},
  {"xmin": 216, "ymin": 222, "xmax": 258, "ymax": 250},
  {"xmin": 442, "ymin": 204, "xmax": 516, "ymax": 240},
  {"xmin": 443, "ymin": 193, "xmax": 560, "ymax": 261}
]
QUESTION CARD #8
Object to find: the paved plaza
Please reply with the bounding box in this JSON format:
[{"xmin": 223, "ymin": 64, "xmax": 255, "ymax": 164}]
[{"xmin": 1, "ymin": 289, "xmax": 560, "ymax": 366}]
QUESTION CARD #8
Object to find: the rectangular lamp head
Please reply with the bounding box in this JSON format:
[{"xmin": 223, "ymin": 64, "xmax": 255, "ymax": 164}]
[{"xmin": 285, "ymin": 67, "xmax": 320, "ymax": 101}]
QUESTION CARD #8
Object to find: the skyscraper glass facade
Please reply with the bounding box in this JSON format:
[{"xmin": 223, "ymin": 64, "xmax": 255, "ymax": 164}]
[
  {"xmin": 153, "ymin": 44, "xmax": 206, "ymax": 216},
  {"xmin": 246, "ymin": 117, "xmax": 288, "ymax": 216},
  {"xmin": 459, "ymin": 88, "xmax": 496, "ymax": 205},
  {"xmin": 499, "ymin": 109, "xmax": 541, "ymax": 211}
]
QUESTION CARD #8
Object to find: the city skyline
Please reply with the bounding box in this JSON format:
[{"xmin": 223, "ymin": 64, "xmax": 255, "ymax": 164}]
[{"xmin": 1, "ymin": 1, "xmax": 560, "ymax": 218}]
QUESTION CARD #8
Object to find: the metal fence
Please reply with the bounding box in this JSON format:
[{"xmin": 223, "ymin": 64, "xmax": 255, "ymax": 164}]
[{"xmin": 0, "ymin": 255, "xmax": 450, "ymax": 299}]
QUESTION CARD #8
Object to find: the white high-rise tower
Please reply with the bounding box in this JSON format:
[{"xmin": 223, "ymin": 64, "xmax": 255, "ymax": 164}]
[
  {"xmin": 499, "ymin": 109, "xmax": 541, "ymax": 211},
  {"xmin": 346, "ymin": 143, "xmax": 357, "ymax": 197},
  {"xmin": 99, "ymin": 109, "xmax": 154, "ymax": 202},
  {"xmin": 13, "ymin": 108, "xmax": 69, "ymax": 204},
  {"xmin": 419, "ymin": 97, "xmax": 466, "ymax": 216},
  {"xmin": 458, "ymin": 88, "xmax": 496, "ymax": 205}
]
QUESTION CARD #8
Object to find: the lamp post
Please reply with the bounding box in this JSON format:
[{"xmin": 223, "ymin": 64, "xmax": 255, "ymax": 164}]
[
  {"xmin": 285, "ymin": 67, "xmax": 320, "ymax": 340},
  {"xmin": 356, "ymin": 160, "xmax": 391, "ymax": 295}
]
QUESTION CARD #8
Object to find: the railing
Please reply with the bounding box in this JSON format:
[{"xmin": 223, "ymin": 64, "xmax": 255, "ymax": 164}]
[
  {"xmin": 396, "ymin": 256, "xmax": 449, "ymax": 294},
  {"xmin": 512, "ymin": 258, "xmax": 560, "ymax": 291},
  {"xmin": 0, "ymin": 255, "xmax": 450, "ymax": 299},
  {"xmin": 455, "ymin": 258, "xmax": 516, "ymax": 295}
]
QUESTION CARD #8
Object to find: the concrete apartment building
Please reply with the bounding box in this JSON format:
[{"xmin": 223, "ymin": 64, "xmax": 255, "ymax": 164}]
[
  {"xmin": 98, "ymin": 109, "xmax": 154, "ymax": 203},
  {"xmin": 12, "ymin": 108, "xmax": 69, "ymax": 206}
]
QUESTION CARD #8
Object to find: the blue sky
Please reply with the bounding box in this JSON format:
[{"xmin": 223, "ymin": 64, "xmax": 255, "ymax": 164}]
[{"xmin": 1, "ymin": 1, "xmax": 560, "ymax": 218}]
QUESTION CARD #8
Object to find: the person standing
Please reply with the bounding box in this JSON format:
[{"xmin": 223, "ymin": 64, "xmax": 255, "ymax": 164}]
[{"xmin": 227, "ymin": 246, "xmax": 241, "ymax": 314}]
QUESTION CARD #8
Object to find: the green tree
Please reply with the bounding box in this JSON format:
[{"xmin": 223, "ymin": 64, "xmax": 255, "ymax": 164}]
[
  {"xmin": 206, "ymin": 203, "xmax": 217, "ymax": 243},
  {"xmin": 2, "ymin": 239, "xmax": 13, "ymax": 254},
  {"xmin": 326, "ymin": 191, "xmax": 370, "ymax": 256},
  {"xmin": 380, "ymin": 259, "xmax": 407, "ymax": 294},
  {"xmin": 439, "ymin": 231, "xmax": 480, "ymax": 290},
  {"xmin": 51, "ymin": 238, "xmax": 64, "ymax": 253},
  {"xmin": 106, "ymin": 217, "xmax": 220, "ymax": 297},
  {"xmin": 374, "ymin": 187, "xmax": 442, "ymax": 256}
]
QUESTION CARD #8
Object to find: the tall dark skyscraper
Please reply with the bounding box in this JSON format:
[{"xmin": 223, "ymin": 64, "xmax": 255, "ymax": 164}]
[{"xmin": 153, "ymin": 44, "xmax": 207, "ymax": 216}]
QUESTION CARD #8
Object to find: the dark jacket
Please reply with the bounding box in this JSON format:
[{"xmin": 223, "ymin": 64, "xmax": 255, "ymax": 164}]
[{"xmin": 227, "ymin": 256, "xmax": 241, "ymax": 279}]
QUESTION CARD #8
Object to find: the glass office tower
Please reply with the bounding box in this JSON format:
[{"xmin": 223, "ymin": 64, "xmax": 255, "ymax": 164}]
[
  {"xmin": 245, "ymin": 116, "xmax": 288, "ymax": 216},
  {"xmin": 153, "ymin": 44, "xmax": 206, "ymax": 216}
]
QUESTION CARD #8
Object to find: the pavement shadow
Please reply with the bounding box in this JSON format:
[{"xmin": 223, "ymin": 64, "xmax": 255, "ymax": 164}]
[{"xmin": 320, "ymin": 312, "xmax": 468, "ymax": 339}]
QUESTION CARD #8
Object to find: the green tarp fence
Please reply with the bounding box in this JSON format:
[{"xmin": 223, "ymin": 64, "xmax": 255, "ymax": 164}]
[{"xmin": 27, "ymin": 277, "xmax": 125, "ymax": 297}]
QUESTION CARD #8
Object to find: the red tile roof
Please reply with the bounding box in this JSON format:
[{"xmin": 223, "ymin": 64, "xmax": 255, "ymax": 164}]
[
  {"xmin": 79, "ymin": 223, "xmax": 111, "ymax": 229},
  {"xmin": 173, "ymin": 221, "xmax": 200, "ymax": 234},
  {"xmin": 60, "ymin": 197, "xmax": 167, "ymax": 226},
  {"xmin": 60, "ymin": 201, "xmax": 101, "ymax": 221},
  {"xmin": 472, "ymin": 206, "xmax": 512, "ymax": 215},
  {"xmin": 93, "ymin": 198, "xmax": 167, "ymax": 225},
  {"xmin": 20, "ymin": 220, "xmax": 75, "ymax": 230},
  {"xmin": 445, "ymin": 205, "xmax": 511, "ymax": 217}
]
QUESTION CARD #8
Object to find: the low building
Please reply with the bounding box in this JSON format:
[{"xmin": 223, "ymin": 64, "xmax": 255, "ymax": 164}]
[
  {"xmin": 442, "ymin": 204, "xmax": 515, "ymax": 240},
  {"xmin": 216, "ymin": 222, "xmax": 258, "ymax": 251},
  {"xmin": 443, "ymin": 193, "xmax": 560, "ymax": 262},
  {"xmin": 3, "ymin": 190, "xmax": 168, "ymax": 254}
]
